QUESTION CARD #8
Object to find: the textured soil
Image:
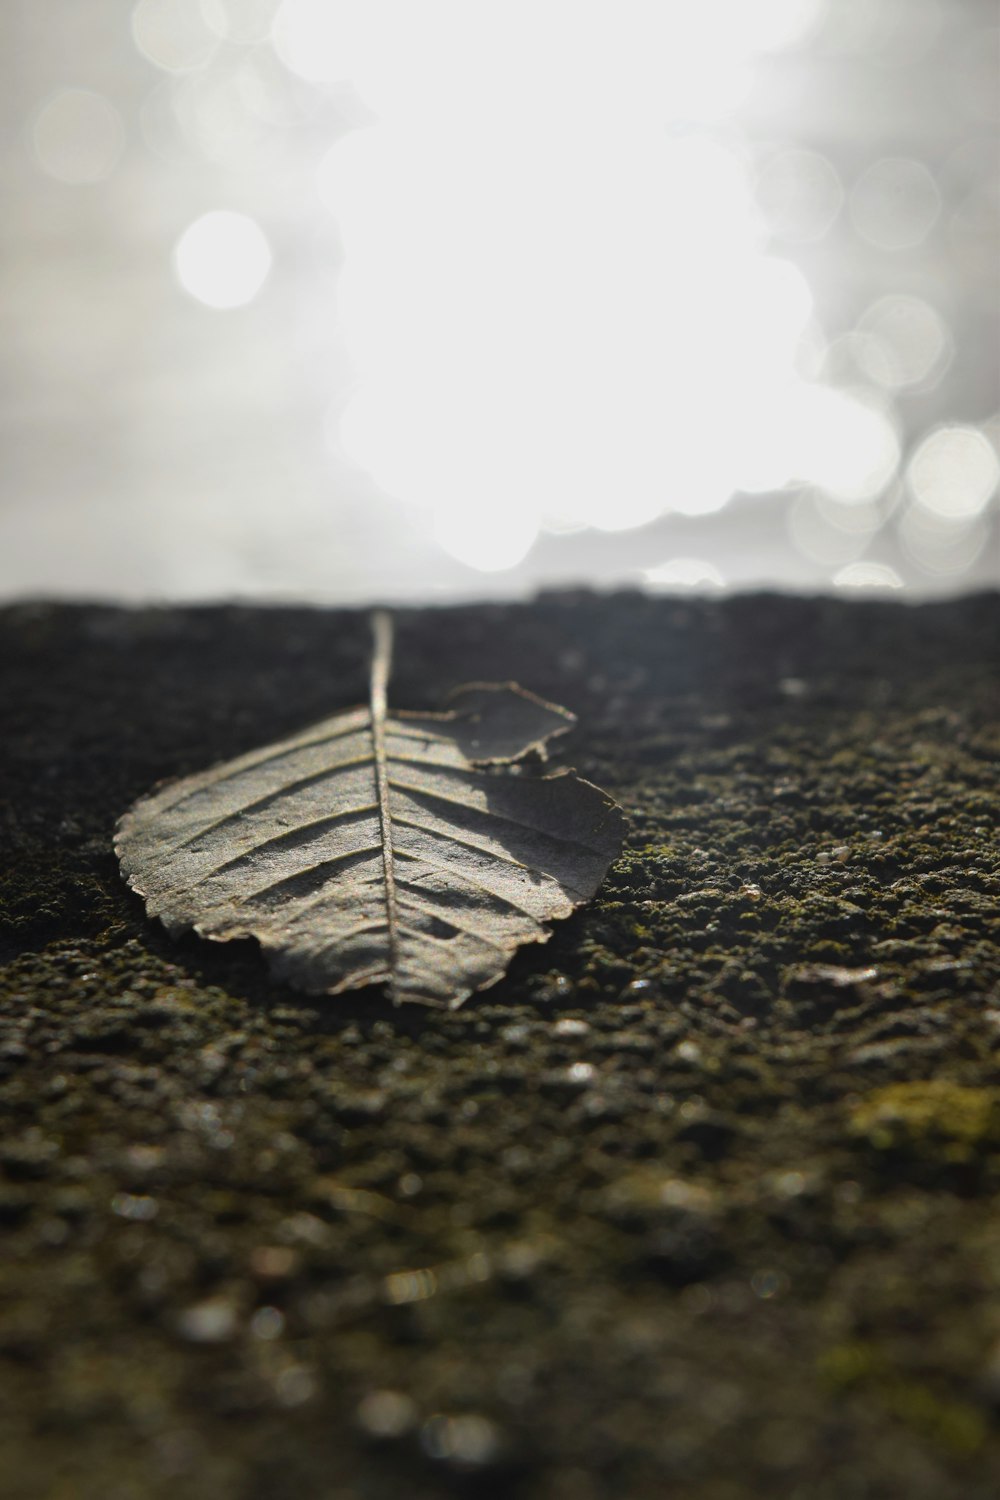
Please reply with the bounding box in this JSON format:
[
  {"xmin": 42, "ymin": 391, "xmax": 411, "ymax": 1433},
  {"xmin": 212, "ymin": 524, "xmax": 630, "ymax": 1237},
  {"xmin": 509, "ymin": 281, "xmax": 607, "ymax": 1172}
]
[{"xmin": 1, "ymin": 592, "xmax": 999, "ymax": 1500}]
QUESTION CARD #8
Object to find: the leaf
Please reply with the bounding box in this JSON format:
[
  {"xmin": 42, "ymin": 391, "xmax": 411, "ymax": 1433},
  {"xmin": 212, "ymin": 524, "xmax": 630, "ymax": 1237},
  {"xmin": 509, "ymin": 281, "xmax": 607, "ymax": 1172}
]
[{"xmin": 115, "ymin": 612, "xmax": 625, "ymax": 1009}]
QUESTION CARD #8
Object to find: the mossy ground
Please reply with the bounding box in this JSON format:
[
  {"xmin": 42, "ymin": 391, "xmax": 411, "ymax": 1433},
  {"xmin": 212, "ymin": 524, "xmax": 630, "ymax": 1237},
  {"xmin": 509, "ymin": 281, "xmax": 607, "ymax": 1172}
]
[{"xmin": 1, "ymin": 592, "xmax": 998, "ymax": 1500}]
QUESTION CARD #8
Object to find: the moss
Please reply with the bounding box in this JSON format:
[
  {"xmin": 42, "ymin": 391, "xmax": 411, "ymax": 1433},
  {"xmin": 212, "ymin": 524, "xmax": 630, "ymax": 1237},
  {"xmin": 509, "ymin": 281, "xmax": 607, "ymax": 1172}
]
[
  {"xmin": 819, "ymin": 1341, "xmax": 987, "ymax": 1457},
  {"xmin": 850, "ymin": 1081, "xmax": 1000, "ymax": 1160},
  {"xmin": 885, "ymin": 1384, "xmax": 987, "ymax": 1457},
  {"xmin": 819, "ymin": 1339, "xmax": 888, "ymax": 1388}
]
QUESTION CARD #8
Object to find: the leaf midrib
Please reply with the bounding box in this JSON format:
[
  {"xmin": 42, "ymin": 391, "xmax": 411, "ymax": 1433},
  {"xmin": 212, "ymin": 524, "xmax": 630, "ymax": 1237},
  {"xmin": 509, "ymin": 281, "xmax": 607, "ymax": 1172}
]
[{"xmin": 369, "ymin": 611, "xmax": 400, "ymax": 1001}]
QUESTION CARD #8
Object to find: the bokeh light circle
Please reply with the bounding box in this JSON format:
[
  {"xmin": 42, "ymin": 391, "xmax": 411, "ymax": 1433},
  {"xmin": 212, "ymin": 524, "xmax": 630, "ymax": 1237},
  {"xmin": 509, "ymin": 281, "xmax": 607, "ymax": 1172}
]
[
  {"xmin": 131, "ymin": 0, "xmax": 219, "ymax": 73},
  {"xmin": 201, "ymin": 0, "xmax": 279, "ymax": 44},
  {"xmin": 855, "ymin": 294, "xmax": 951, "ymax": 390},
  {"xmin": 850, "ymin": 157, "xmax": 941, "ymax": 251},
  {"xmin": 173, "ymin": 211, "xmax": 272, "ymax": 309},
  {"xmin": 906, "ymin": 425, "xmax": 1000, "ymax": 520},
  {"xmin": 899, "ymin": 502, "xmax": 990, "ymax": 576},
  {"xmin": 30, "ymin": 89, "xmax": 125, "ymax": 185}
]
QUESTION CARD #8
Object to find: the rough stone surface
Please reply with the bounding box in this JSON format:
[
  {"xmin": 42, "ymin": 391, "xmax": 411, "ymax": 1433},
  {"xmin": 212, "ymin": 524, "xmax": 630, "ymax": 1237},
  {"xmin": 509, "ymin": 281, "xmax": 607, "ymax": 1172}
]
[{"xmin": 1, "ymin": 592, "xmax": 998, "ymax": 1500}]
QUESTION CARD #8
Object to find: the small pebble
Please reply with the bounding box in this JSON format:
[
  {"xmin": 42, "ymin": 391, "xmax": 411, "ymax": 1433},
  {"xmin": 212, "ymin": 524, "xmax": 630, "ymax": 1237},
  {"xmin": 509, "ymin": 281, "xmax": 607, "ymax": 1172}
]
[
  {"xmin": 554, "ymin": 1017, "xmax": 590, "ymax": 1037},
  {"xmin": 275, "ymin": 1365, "xmax": 317, "ymax": 1407},
  {"xmin": 176, "ymin": 1298, "xmax": 239, "ymax": 1344},
  {"xmin": 110, "ymin": 1192, "xmax": 158, "ymax": 1222},
  {"xmin": 567, "ymin": 1062, "xmax": 595, "ymax": 1084},
  {"xmin": 751, "ymin": 1268, "xmax": 790, "ymax": 1300},
  {"xmin": 421, "ymin": 1412, "xmax": 501, "ymax": 1466},
  {"xmin": 250, "ymin": 1306, "xmax": 285, "ymax": 1341},
  {"xmin": 249, "ymin": 1245, "xmax": 301, "ymax": 1281},
  {"xmin": 357, "ymin": 1389, "xmax": 417, "ymax": 1438}
]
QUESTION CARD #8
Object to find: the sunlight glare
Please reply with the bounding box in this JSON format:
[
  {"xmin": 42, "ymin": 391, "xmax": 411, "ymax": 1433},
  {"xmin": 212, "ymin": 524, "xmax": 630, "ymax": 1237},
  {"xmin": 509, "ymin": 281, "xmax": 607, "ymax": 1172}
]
[
  {"xmin": 433, "ymin": 506, "xmax": 539, "ymax": 574},
  {"xmin": 305, "ymin": 0, "xmax": 869, "ymax": 569},
  {"xmin": 788, "ymin": 387, "xmax": 900, "ymax": 501}
]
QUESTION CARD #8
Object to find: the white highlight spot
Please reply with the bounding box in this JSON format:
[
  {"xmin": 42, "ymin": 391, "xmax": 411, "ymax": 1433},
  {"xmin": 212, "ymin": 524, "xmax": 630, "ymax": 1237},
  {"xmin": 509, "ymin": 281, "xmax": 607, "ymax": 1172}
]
[
  {"xmin": 833, "ymin": 562, "xmax": 904, "ymax": 590},
  {"xmin": 30, "ymin": 90, "xmax": 125, "ymax": 185},
  {"xmin": 173, "ymin": 211, "xmax": 272, "ymax": 309},
  {"xmin": 433, "ymin": 506, "xmax": 539, "ymax": 574},
  {"xmin": 748, "ymin": 384, "xmax": 900, "ymax": 502},
  {"xmin": 644, "ymin": 558, "xmax": 725, "ymax": 590},
  {"xmin": 907, "ymin": 425, "xmax": 999, "ymax": 521}
]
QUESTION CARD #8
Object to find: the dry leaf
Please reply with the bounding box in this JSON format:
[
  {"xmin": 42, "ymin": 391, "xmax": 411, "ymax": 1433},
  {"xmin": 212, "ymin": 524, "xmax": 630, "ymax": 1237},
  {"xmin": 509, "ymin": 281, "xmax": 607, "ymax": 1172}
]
[{"xmin": 116, "ymin": 613, "xmax": 624, "ymax": 1008}]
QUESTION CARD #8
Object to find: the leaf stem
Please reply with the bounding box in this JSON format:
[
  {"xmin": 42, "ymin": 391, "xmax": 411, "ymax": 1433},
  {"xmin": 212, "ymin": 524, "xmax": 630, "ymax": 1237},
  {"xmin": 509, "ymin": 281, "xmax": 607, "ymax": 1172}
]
[
  {"xmin": 370, "ymin": 609, "xmax": 393, "ymax": 720},
  {"xmin": 369, "ymin": 611, "xmax": 399, "ymax": 1002}
]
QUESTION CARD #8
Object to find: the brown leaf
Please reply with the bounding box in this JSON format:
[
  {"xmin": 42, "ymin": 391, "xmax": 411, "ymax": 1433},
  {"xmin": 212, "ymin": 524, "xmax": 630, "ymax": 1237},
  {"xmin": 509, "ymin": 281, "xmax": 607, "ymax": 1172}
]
[{"xmin": 116, "ymin": 613, "xmax": 624, "ymax": 1008}]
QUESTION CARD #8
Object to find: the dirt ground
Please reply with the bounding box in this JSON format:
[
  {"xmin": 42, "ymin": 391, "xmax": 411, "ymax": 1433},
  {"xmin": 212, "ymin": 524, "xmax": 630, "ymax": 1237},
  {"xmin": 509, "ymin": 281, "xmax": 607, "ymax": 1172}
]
[{"xmin": 1, "ymin": 591, "xmax": 998, "ymax": 1500}]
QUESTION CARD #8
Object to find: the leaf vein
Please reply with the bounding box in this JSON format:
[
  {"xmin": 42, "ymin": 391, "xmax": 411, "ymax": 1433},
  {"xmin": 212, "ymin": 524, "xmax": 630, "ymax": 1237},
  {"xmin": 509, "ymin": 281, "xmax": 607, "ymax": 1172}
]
[
  {"xmin": 153, "ymin": 715, "xmax": 370, "ymax": 815},
  {"xmin": 393, "ymin": 853, "xmax": 547, "ymax": 913},
  {"xmin": 388, "ymin": 775, "xmax": 609, "ymax": 853},
  {"xmin": 156, "ymin": 755, "xmax": 375, "ymax": 852},
  {"xmin": 394, "ymin": 901, "xmax": 511, "ymax": 954}
]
